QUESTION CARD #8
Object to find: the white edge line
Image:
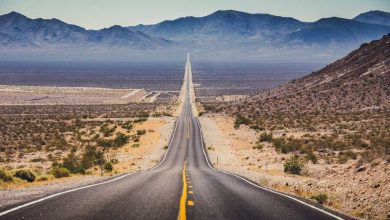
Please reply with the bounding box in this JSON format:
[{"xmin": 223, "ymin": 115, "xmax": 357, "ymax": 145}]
[
  {"xmin": 0, "ymin": 116, "xmax": 180, "ymax": 217},
  {"xmin": 195, "ymin": 118, "xmax": 344, "ymax": 220}
]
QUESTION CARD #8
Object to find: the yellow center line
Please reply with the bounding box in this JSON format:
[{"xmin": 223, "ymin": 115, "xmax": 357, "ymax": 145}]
[{"xmin": 178, "ymin": 161, "xmax": 188, "ymax": 220}]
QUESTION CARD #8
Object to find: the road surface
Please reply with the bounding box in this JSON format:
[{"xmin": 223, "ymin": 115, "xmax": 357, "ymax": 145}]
[{"xmin": 0, "ymin": 55, "xmax": 347, "ymax": 220}]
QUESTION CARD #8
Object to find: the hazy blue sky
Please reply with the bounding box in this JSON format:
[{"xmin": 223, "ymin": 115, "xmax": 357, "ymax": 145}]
[{"xmin": 0, "ymin": 0, "xmax": 389, "ymax": 29}]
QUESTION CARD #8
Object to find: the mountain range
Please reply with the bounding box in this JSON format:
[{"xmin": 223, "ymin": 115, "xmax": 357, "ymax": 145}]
[
  {"xmin": 0, "ymin": 12, "xmax": 171, "ymax": 49},
  {"xmin": 0, "ymin": 10, "xmax": 389, "ymax": 61}
]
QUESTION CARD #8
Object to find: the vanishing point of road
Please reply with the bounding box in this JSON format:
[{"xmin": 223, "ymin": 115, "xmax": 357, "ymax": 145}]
[{"xmin": 0, "ymin": 55, "xmax": 349, "ymax": 220}]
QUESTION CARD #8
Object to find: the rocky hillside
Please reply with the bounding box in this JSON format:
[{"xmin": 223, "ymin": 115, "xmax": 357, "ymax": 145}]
[{"xmin": 233, "ymin": 33, "xmax": 390, "ymax": 115}]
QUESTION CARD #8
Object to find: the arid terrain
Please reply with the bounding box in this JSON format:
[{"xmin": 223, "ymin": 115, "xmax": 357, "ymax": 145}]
[
  {"xmin": 200, "ymin": 114, "xmax": 389, "ymax": 219},
  {"xmin": 199, "ymin": 34, "xmax": 390, "ymax": 219},
  {"xmin": 0, "ymin": 85, "xmax": 178, "ymax": 105},
  {"xmin": 0, "ymin": 99, "xmax": 176, "ymax": 208}
]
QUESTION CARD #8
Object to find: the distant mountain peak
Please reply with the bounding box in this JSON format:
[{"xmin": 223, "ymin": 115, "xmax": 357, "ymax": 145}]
[
  {"xmin": 210, "ymin": 10, "xmax": 250, "ymax": 16},
  {"xmin": 104, "ymin": 25, "xmax": 127, "ymax": 32},
  {"xmin": 1, "ymin": 11, "xmax": 28, "ymax": 20},
  {"xmin": 108, "ymin": 25, "xmax": 123, "ymax": 29},
  {"xmin": 315, "ymin": 17, "xmax": 354, "ymax": 24},
  {"xmin": 5, "ymin": 11, "xmax": 24, "ymax": 16},
  {"xmin": 354, "ymin": 10, "xmax": 390, "ymax": 27}
]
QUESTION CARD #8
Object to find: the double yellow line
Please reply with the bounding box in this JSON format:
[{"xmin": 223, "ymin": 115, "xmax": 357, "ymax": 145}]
[
  {"xmin": 178, "ymin": 120, "xmax": 193, "ymax": 220},
  {"xmin": 178, "ymin": 161, "xmax": 188, "ymax": 220}
]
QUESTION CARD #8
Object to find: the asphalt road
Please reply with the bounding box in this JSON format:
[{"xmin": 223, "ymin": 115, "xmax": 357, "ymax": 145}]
[{"xmin": 0, "ymin": 56, "xmax": 347, "ymax": 220}]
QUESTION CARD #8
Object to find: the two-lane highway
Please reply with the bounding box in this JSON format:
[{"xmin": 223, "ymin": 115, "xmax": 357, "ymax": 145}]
[{"xmin": 0, "ymin": 55, "xmax": 346, "ymax": 220}]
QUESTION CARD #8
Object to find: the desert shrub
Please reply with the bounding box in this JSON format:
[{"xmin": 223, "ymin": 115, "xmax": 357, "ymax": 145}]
[
  {"xmin": 132, "ymin": 143, "xmax": 140, "ymax": 148},
  {"xmin": 62, "ymin": 152, "xmax": 85, "ymax": 174},
  {"xmin": 306, "ymin": 151, "xmax": 318, "ymax": 164},
  {"xmin": 97, "ymin": 138, "xmax": 114, "ymax": 149},
  {"xmin": 103, "ymin": 162, "xmax": 113, "ymax": 172},
  {"xmin": 121, "ymin": 121, "xmax": 133, "ymax": 130},
  {"xmin": 253, "ymin": 143, "xmax": 264, "ymax": 150},
  {"xmin": 311, "ymin": 193, "xmax": 328, "ymax": 204},
  {"xmin": 132, "ymin": 135, "xmax": 140, "ymax": 142},
  {"xmin": 272, "ymin": 138, "xmax": 302, "ymax": 154},
  {"xmin": 272, "ymin": 138, "xmax": 285, "ymax": 151},
  {"xmin": 110, "ymin": 159, "xmax": 119, "ymax": 164},
  {"xmin": 250, "ymin": 124, "xmax": 264, "ymax": 131},
  {"xmin": 81, "ymin": 145, "xmax": 97, "ymax": 168},
  {"xmin": 283, "ymin": 156, "xmax": 305, "ymax": 175},
  {"xmin": 100, "ymin": 124, "xmax": 116, "ymax": 137},
  {"xmin": 282, "ymin": 139, "xmax": 302, "ymax": 153},
  {"xmin": 134, "ymin": 118, "xmax": 147, "ymax": 123},
  {"xmin": 13, "ymin": 169, "xmax": 36, "ymax": 182},
  {"xmin": 338, "ymin": 150, "xmax": 357, "ymax": 164},
  {"xmin": 52, "ymin": 167, "xmax": 70, "ymax": 178},
  {"xmin": 0, "ymin": 169, "xmax": 13, "ymax": 182},
  {"xmin": 114, "ymin": 133, "xmax": 130, "ymax": 148},
  {"xmin": 234, "ymin": 114, "xmax": 250, "ymax": 129},
  {"xmin": 152, "ymin": 112, "xmax": 162, "ymax": 117},
  {"xmin": 259, "ymin": 132, "xmax": 273, "ymax": 142},
  {"xmin": 136, "ymin": 129, "xmax": 146, "ymax": 136},
  {"xmin": 162, "ymin": 112, "xmax": 173, "ymax": 117}
]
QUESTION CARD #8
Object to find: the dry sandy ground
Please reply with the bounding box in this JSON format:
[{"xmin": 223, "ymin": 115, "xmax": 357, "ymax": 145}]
[
  {"xmin": 0, "ymin": 85, "xmax": 148, "ymax": 105},
  {"xmin": 110, "ymin": 117, "xmax": 175, "ymax": 173},
  {"xmin": 0, "ymin": 116, "xmax": 175, "ymax": 209},
  {"xmin": 199, "ymin": 113, "xmax": 390, "ymax": 220}
]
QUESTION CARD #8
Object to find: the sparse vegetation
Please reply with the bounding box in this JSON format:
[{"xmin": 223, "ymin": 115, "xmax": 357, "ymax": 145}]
[
  {"xmin": 259, "ymin": 132, "xmax": 273, "ymax": 142},
  {"xmin": 253, "ymin": 143, "xmax": 264, "ymax": 150},
  {"xmin": 113, "ymin": 133, "xmax": 130, "ymax": 148},
  {"xmin": 0, "ymin": 168, "xmax": 13, "ymax": 182},
  {"xmin": 234, "ymin": 114, "xmax": 250, "ymax": 129},
  {"xmin": 136, "ymin": 129, "xmax": 146, "ymax": 136},
  {"xmin": 103, "ymin": 162, "xmax": 113, "ymax": 172},
  {"xmin": 13, "ymin": 169, "xmax": 36, "ymax": 182},
  {"xmin": 52, "ymin": 167, "xmax": 70, "ymax": 178},
  {"xmin": 0, "ymin": 103, "xmax": 166, "ymax": 182},
  {"xmin": 36, "ymin": 175, "xmax": 49, "ymax": 181},
  {"xmin": 283, "ymin": 156, "xmax": 305, "ymax": 175},
  {"xmin": 311, "ymin": 193, "xmax": 328, "ymax": 205},
  {"xmin": 132, "ymin": 144, "xmax": 140, "ymax": 148}
]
